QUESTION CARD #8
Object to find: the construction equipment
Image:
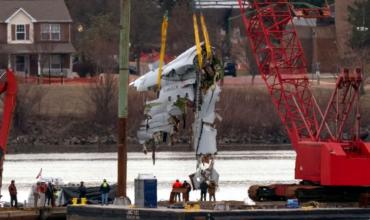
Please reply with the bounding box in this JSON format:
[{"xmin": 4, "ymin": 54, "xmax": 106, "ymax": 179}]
[
  {"xmin": 0, "ymin": 68, "xmax": 17, "ymax": 197},
  {"xmin": 237, "ymin": 0, "xmax": 370, "ymax": 201}
]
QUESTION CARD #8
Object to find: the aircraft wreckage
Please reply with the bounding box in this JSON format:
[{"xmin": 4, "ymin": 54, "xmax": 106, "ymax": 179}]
[{"xmin": 130, "ymin": 45, "xmax": 223, "ymax": 189}]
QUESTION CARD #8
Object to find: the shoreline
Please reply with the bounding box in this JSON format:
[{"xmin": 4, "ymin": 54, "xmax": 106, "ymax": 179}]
[{"xmin": 7, "ymin": 143, "xmax": 292, "ymax": 154}]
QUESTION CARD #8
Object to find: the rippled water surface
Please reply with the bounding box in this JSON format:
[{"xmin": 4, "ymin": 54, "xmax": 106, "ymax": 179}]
[{"xmin": 2, "ymin": 151, "xmax": 296, "ymax": 203}]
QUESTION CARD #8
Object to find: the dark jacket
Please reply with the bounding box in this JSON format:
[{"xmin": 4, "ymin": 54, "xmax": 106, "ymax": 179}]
[
  {"xmin": 200, "ymin": 181, "xmax": 208, "ymax": 193},
  {"xmin": 100, "ymin": 182, "xmax": 110, "ymax": 194},
  {"xmin": 46, "ymin": 184, "xmax": 54, "ymax": 198},
  {"xmin": 183, "ymin": 182, "xmax": 191, "ymax": 193},
  {"xmin": 8, "ymin": 183, "xmax": 17, "ymax": 196},
  {"xmin": 79, "ymin": 185, "xmax": 87, "ymax": 198}
]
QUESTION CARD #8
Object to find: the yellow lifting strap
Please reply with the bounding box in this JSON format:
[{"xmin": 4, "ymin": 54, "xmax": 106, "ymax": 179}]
[
  {"xmin": 157, "ymin": 12, "xmax": 169, "ymax": 89},
  {"xmin": 193, "ymin": 14, "xmax": 203, "ymax": 69},
  {"xmin": 200, "ymin": 13, "xmax": 212, "ymax": 60}
]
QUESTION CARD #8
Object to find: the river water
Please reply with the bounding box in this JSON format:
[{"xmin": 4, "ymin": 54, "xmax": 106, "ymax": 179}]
[{"xmin": 2, "ymin": 150, "xmax": 297, "ymax": 204}]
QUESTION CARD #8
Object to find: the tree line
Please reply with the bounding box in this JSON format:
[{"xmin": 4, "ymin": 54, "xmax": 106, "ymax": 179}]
[
  {"xmin": 65, "ymin": 0, "xmax": 367, "ymax": 77},
  {"xmin": 65, "ymin": 0, "xmax": 230, "ymax": 76}
]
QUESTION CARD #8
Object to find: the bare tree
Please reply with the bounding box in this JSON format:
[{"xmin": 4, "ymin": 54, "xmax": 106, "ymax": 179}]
[
  {"xmin": 85, "ymin": 73, "xmax": 118, "ymax": 128},
  {"xmin": 348, "ymin": 1, "xmax": 370, "ymax": 93},
  {"xmin": 166, "ymin": 0, "xmax": 194, "ymax": 54},
  {"xmin": 80, "ymin": 14, "xmax": 119, "ymax": 74},
  {"xmin": 13, "ymin": 84, "xmax": 46, "ymax": 133},
  {"xmin": 131, "ymin": 0, "xmax": 162, "ymax": 75}
]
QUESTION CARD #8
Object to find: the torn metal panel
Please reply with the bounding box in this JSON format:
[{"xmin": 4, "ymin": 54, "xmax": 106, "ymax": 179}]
[
  {"xmin": 197, "ymin": 124, "xmax": 217, "ymax": 155},
  {"xmin": 193, "ymin": 85, "xmax": 221, "ymax": 155},
  {"xmin": 144, "ymin": 101, "xmax": 167, "ymax": 118},
  {"xmin": 159, "ymin": 86, "xmax": 195, "ymax": 104},
  {"xmin": 130, "ymin": 46, "xmax": 198, "ymax": 91},
  {"xmin": 200, "ymin": 85, "xmax": 221, "ymax": 124},
  {"xmin": 190, "ymin": 168, "xmax": 219, "ymax": 190}
]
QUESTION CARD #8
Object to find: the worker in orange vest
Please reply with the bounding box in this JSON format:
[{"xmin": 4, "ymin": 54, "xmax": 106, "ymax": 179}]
[{"xmin": 172, "ymin": 179, "xmax": 182, "ymax": 202}]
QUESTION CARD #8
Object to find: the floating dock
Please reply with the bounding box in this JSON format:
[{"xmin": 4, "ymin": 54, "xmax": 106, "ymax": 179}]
[{"xmin": 67, "ymin": 205, "xmax": 370, "ymax": 220}]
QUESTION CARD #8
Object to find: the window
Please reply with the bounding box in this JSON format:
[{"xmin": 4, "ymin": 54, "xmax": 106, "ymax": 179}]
[
  {"xmin": 50, "ymin": 55, "xmax": 61, "ymax": 69},
  {"xmin": 51, "ymin": 24, "xmax": 61, "ymax": 40},
  {"xmin": 42, "ymin": 55, "xmax": 62, "ymax": 75},
  {"xmin": 41, "ymin": 24, "xmax": 49, "ymax": 40},
  {"xmin": 41, "ymin": 24, "xmax": 61, "ymax": 41},
  {"xmin": 16, "ymin": 24, "xmax": 25, "ymax": 40}
]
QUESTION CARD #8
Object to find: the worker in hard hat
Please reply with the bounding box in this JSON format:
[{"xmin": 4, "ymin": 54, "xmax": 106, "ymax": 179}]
[{"xmin": 100, "ymin": 179, "xmax": 110, "ymax": 205}]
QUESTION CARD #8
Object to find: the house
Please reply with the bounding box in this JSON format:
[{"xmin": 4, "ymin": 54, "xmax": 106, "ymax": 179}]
[{"xmin": 0, "ymin": 0, "xmax": 75, "ymax": 76}]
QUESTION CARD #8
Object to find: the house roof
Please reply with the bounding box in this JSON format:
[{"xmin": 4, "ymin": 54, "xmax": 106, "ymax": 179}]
[
  {"xmin": 0, "ymin": 0, "xmax": 72, "ymax": 23},
  {"xmin": 0, "ymin": 43, "xmax": 76, "ymax": 54},
  {"xmin": 5, "ymin": 8, "xmax": 37, "ymax": 23}
]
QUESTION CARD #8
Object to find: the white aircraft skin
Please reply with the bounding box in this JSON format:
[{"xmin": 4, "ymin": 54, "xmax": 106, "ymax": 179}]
[
  {"xmin": 131, "ymin": 45, "xmax": 221, "ymax": 188},
  {"xmin": 130, "ymin": 45, "xmax": 198, "ymax": 91}
]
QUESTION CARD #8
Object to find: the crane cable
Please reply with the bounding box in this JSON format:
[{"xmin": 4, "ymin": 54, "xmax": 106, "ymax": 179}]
[{"xmin": 156, "ymin": 11, "xmax": 169, "ymax": 90}]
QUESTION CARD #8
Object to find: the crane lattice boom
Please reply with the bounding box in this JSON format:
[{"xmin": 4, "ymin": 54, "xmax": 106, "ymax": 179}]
[{"xmin": 238, "ymin": 0, "xmax": 370, "ymax": 198}]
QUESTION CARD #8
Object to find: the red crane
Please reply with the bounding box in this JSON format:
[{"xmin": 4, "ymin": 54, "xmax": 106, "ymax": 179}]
[
  {"xmin": 237, "ymin": 0, "xmax": 370, "ymax": 201},
  {"xmin": 0, "ymin": 68, "xmax": 17, "ymax": 194}
]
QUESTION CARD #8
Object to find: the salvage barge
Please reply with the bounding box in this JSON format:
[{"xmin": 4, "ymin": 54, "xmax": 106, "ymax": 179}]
[
  {"xmin": 0, "ymin": 201, "xmax": 369, "ymax": 220},
  {"xmin": 67, "ymin": 205, "xmax": 370, "ymax": 220}
]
